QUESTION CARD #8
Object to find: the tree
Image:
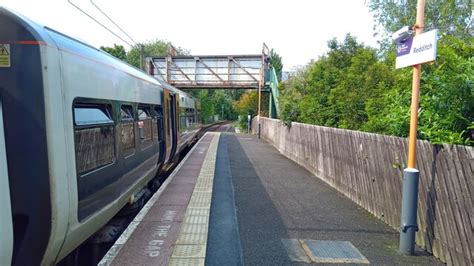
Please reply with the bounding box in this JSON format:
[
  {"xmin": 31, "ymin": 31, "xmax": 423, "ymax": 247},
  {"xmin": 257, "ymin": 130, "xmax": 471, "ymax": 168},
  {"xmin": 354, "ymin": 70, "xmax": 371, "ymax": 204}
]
[
  {"xmin": 368, "ymin": 0, "xmax": 472, "ymax": 49},
  {"xmin": 100, "ymin": 44, "xmax": 126, "ymax": 60},
  {"xmin": 269, "ymin": 49, "xmax": 283, "ymax": 81},
  {"xmin": 126, "ymin": 39, "xmax": 189, "ymax": 69},
  {"xmin": 368, "ymin": 35, "xmax": 474, "ymax": 144},
  {"xmin": 233, "ymin": 91, "xmax": 259, "ymax": 129},
  {"xmin": 233, "ymin": 91, "xmax": 258, "ymax": 116},
  {"xmin": 279, "ymin": 65, "xmax": 307, "ymax": 126},
  {"xmin": 186, "ymin": 89, "xmax": 239, "ymax": 124},
  {"xmin": 292, "ymin": 34, "xmax": 396, "ymax": 131},
  {"xmin": 278, "ymin": 33, "xmax": 473, "ymax": 145},
  {"xmin": 367, "ymin": 0, "xmax": 473, "ymax": 144}
]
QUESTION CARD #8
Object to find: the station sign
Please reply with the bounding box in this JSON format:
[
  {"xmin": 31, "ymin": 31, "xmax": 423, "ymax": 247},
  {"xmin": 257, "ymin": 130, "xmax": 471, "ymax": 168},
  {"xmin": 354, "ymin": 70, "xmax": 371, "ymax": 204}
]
[{"xmin": 396, "ymin": 29, "xmax": 438, "ymax": 69}]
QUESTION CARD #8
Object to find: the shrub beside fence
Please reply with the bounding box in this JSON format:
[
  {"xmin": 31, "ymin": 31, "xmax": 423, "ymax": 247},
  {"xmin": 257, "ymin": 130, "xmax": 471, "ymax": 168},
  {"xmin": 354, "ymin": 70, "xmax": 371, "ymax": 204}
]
[{"xmin": 253, "ymin": 117, "xmax": 473, "ymax": 265}]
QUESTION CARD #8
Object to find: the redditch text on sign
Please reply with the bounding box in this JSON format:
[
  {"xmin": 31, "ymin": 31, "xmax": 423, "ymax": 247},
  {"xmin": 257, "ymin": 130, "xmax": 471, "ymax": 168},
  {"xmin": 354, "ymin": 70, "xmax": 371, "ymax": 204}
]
[{"xmin": 396, "ymin": 29, "xmax": 438, "ymax": 69}]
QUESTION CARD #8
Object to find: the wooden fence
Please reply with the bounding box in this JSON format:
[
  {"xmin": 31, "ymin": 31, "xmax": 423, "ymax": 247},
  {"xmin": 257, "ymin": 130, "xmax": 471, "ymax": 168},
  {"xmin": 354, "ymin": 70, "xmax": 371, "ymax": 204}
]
[{"xmin": 253, "ymin": 117, "xmax": 473, "ymax": 265}]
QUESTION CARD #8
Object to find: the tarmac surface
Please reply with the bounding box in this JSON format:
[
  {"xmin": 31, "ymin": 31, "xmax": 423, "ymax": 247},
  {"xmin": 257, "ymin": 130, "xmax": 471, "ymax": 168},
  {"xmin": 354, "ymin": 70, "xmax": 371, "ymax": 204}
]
[
  {"xmin": 206, "ymin": 133, "xmax": 443, "ymax": 265},
  {"xmin": 100, "ymin": 129, "xmax": 443, "ymax": 265}
]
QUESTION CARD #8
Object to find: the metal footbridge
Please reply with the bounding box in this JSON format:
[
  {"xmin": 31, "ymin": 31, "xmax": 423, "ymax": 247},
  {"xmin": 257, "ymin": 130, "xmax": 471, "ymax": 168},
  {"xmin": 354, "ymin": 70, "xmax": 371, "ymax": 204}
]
[{"xmin": 146, "ymin": 45, "xmax": 279, "ymax": 118}]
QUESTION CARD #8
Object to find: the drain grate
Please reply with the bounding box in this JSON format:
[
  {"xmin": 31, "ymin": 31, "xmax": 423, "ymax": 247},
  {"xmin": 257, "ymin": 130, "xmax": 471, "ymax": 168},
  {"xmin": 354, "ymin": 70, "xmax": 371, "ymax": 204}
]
[{"xmin": 282, "ymin": 239, "xmax": 369, "ymax": 264}]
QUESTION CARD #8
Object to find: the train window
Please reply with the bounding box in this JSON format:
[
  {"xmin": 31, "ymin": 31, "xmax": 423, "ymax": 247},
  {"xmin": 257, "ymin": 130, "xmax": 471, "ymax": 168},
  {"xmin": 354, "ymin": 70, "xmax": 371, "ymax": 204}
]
[
  {"xmin": 73, "ymin": 103, "xmax": 115, "ymax": 174},
  {"xmin": 120, "ymin": 105, "xmax": 135, "ymax": 156},
  {"xmin": 138, "ymin": 106, "xmax": 153, "ymax": 147},
  {"xmin": 74, "ymin": 106, "xmax": 113, "ymax": 126},
  {"xmin": 190, "ymin": 108, "xmax": 195, "ymax": 123},
  {"xmin": 151, "ymin": 108, "xmax": 158, "ymax": 142},
  {"xmin": 180, "ymin": 107, "xmax": 187, "ymax": 130},
  {"xmin": 180, "ymin": 116, "xmax": 186, "ymax": 130},
  {"xmin": 154, "ymin": 107, "xmax": 163, "ymax": 142},
  {"xmin": 138, "ymin": 107, "xmax": 151, "ymax": 120},
  {"xmin": 121, "ymin": 105, "xmax": 134, "ymax": 121}
]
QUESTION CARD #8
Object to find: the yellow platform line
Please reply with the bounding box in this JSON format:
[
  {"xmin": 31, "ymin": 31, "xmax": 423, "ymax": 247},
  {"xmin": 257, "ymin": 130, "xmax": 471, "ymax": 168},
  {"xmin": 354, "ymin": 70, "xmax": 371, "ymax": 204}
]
[{"xmin": 169, "ymin": 132, "xmax": 220, "ymax": 266}]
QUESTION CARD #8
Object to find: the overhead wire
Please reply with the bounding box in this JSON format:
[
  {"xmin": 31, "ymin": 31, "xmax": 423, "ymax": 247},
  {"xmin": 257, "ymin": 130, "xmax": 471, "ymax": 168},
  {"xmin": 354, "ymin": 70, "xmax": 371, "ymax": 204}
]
[
  {"xmin": 90, "ymin": 0, "xmax": 138, "ymax": 46},
  {"xmin": 67, "ymin": 0, "xmax": 133, "ymax": 47}
]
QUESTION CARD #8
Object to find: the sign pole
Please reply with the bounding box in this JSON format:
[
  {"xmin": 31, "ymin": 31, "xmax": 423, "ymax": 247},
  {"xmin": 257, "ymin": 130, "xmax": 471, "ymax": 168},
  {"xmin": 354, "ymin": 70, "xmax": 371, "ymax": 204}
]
[
  {"xmin": 399, "ymin": 0, "xmax": 425, "ymax": 255},
  {"xmin": 407, "ymin": 0, "xmax": 425, "ymax": 169}
]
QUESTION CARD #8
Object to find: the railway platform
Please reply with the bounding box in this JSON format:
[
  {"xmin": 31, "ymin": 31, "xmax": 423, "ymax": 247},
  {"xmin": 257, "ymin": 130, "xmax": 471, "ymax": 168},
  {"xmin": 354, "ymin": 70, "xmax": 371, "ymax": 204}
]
[{"xmin": 99, "ymin": 132, "xmax": 442, "ymax": 265}]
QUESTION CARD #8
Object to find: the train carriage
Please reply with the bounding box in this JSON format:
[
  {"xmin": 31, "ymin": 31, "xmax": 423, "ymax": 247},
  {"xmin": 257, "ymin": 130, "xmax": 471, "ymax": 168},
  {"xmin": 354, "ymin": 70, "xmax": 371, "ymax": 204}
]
[{"xmin": 0, "ymin": 7, "xmax": 200, "ymax": 265}]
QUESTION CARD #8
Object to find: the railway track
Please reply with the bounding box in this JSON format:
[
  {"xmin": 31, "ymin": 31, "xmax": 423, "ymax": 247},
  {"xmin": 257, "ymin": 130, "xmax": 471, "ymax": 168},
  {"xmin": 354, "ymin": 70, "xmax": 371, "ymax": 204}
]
[{"xmin": 206, "ymin": 121, "xmax": 235, "ymax": 132}]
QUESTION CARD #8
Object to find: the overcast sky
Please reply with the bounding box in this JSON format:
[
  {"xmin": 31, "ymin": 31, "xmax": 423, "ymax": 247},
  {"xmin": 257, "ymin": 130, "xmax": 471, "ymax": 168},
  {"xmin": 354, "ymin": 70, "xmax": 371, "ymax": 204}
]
[{"xmin": 2, "ymin": 0, "xmax": 380, "ymax": 70}]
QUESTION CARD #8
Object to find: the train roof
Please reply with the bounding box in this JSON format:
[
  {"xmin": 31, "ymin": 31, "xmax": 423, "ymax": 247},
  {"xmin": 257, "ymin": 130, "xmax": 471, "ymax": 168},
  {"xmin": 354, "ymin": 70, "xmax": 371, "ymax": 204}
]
[{"xmin": 0, "ymin": 6, "xmax": 197, "ymax": 101}]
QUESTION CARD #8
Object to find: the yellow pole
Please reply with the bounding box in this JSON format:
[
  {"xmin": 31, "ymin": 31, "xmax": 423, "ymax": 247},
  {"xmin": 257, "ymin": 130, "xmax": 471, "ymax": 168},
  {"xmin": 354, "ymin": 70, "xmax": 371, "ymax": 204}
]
[
  {"xmin": 399, "ymin": 0, "xmax": 425, "ymax": 255},
  {"xmin": 407, "ymin": 0, "xmax": 425, "ymax": 168}
]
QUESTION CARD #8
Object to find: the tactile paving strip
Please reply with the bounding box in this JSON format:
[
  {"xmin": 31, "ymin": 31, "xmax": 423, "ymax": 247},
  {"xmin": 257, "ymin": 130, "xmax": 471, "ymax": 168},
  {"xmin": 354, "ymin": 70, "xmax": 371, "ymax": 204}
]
[
  {"xmin": 172, "ymin": 244, "xmax": 206, "ymax": 258},
  {"xmin": 190, "ymin": 191, "xmax": 212, "ymax": 202},
  {"xmin": 183, "ymin": 215, "xmax": 208, "ymax": 224},
  {"xmin": 180, "ymin": 223, "xmax": 208, "ymax": 234},
  {"xmin": 185, "ymin": 208, "xmax": 209, "ymax": 216},
  {"xmin": 176, "ymin": 233, "xmax": 207, "ymax": 245},
  {"xmin": 193, "ymin": 182, "xmax": 213, "ymax": 192},
  {"xmin": 170, "ymin": 132, "xmax": 220, "ymax": 264}
]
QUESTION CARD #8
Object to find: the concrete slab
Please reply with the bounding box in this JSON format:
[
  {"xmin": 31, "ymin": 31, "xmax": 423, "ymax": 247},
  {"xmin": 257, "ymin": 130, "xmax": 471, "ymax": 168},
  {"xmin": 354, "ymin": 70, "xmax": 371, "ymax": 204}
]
[
  {"xmin": 175, "ymin": 168, "xmax": 203, "ymax": 177},
  {"xmin": 118, "ymin": 221, "xmax": 181, "ymax": 247},
  {"xmin": 142, "ymin": 205, "xmax": 187, "ymax": 222},
  {"xmin": 169, "ymin": 175, "xmax": 198, "ymax": 185},
  {"xmin": 156, "ymin": 189, "xmax": 193, "ymax": 206}
]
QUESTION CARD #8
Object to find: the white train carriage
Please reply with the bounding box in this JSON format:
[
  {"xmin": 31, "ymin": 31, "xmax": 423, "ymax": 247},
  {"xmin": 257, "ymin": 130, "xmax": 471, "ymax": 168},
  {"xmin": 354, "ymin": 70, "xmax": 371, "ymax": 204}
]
[{"xmin": 0, "ymin": 7, "xmax": 200, "ymax": 265}]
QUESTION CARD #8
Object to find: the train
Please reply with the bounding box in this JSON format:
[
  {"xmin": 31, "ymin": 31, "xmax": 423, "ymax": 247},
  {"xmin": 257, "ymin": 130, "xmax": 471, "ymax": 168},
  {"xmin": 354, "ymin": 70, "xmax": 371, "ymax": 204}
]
[{"xmin": 0, "ymin": 7, "xmax": 204, "ymax": 265}]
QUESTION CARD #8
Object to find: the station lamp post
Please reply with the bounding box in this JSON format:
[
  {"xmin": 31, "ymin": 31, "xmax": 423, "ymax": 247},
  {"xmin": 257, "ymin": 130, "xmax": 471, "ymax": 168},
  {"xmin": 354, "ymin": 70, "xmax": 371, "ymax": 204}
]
[{"xmin": 257, "ymin": 43, "xmax": 269, "ymax": 139}]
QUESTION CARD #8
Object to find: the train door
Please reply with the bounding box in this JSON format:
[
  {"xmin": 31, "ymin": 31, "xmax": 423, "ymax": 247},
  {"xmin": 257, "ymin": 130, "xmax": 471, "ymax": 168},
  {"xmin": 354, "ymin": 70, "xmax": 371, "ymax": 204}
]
[
  {"xmin": 169, "ymin": 93, "xmax": 178, "ymax": 162},
  {"xmin": 163, "ymin": 90, "xmax": 172, "ymax": 163},
  {"xmin": 154, "ymin": 106, "xmax": 165, "ymax": 165},
  {"xmin": 0, "ymin": 99, "xmax": 13, "ymax": 265}
]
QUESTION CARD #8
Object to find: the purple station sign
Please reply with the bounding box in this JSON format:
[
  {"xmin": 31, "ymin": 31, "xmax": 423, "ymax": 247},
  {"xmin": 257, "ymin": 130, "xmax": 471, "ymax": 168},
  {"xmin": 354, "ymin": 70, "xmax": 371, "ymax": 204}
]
[{"xmin": 395, "ymin": 29, "xmax": 438, "ymax": 69}]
